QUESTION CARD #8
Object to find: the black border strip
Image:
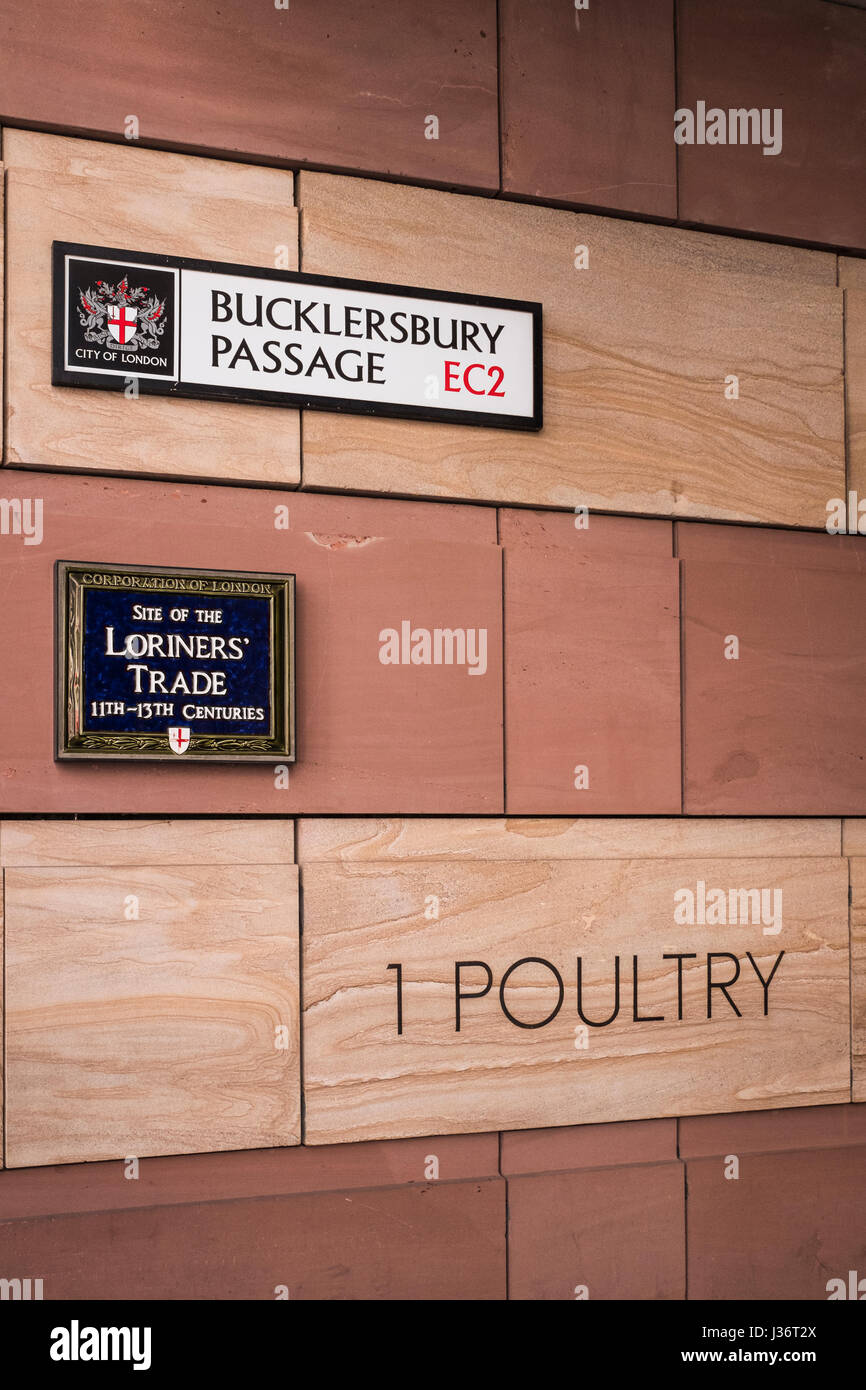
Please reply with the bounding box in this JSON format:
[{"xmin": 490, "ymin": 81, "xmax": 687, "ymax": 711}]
[{"xmin": 52, "ymin": 241, "xmax": 544, "ymax": 432}]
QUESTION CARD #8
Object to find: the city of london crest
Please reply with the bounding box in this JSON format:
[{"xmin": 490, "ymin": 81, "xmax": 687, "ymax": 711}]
[{"xmin": 78, "ymin": 276, "xmax": 168, "ymax": 351}]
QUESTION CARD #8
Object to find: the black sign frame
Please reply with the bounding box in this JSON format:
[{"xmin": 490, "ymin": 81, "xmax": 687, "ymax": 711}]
[
  {"xmin": 52, "ymin": 241, "xmax": 543, "ymax": 431},
  {"xmin": 55, "ymin": 560, "xmax": 296, "ymax": 762}
]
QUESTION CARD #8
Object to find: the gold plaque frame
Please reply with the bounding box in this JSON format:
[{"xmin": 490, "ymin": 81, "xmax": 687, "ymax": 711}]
[{"xmin": 56, "ymin": 561, "xmax": 295, "ymax": 762}]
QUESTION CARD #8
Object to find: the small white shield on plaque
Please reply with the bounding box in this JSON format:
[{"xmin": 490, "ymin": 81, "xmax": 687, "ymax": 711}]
[{"xmin": 168, "ymin": 726, "xmax": 191, "ymax": 755}]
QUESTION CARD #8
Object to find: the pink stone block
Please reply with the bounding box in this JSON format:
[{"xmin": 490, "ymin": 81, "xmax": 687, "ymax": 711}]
[
  {"xmin": 677, "ymin": 520, "xmax": 866, "ymax": 574},
  {"xmin": 505, "ymin": 546, "xmax": 681, "ymax": 812},
  {"xmin": 501, "ymin": 1118, "xmax": 678, "ymax": 1175},
  {"xmin": 500, "ymin": 508, "xmax": 673, "ymax": 560},
  {"xmin": 508, "ymin": 1163, "xmax": 685, "ymax": 1300},
  {"xmin": 683, "ymin": 557, "xmax": 866, "ymax": 813}
]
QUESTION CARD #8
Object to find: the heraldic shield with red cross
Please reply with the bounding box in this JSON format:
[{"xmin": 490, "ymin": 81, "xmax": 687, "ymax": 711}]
[
  {"xmin": 168, "ymin": 727, "xmax": 191, "ymax": 755},
  {"xmin": 106, "ymin": 301, "xmax": 139, "ymax": 345}
]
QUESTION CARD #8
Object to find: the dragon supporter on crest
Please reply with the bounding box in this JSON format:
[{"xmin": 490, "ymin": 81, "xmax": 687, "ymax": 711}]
[{"xmin": 78, "ymin": 275, "xmax": 168, "ymax": 351}]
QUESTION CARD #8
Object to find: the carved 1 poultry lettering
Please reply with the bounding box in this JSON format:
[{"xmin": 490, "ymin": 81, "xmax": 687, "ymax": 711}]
[{"xmin": 386, "ymin": 951, "xmax": 786, "ymax": 1034}]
